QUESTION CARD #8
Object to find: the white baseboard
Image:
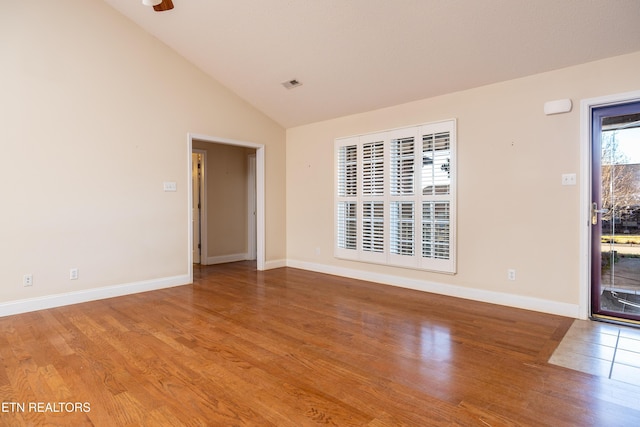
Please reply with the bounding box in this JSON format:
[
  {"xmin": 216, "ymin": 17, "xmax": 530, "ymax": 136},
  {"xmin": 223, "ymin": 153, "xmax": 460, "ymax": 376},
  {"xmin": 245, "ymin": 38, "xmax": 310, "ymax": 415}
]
[
  {"xmin": 204, "ymin": 253, "xmax": 249, "ymax": 265},
  {"xmin": 0, "ymin": 274, "xmax": 191, "ymax": 318},
  {"xmin": 1, "ymin": 261, "xmax": 580, "ymax": 319},
  {"xmin": 286, "ymin": 259, "xmax": 580, "ymax": 318},
  {"xmin": 264, "ymin": 259, "xmax": 287, "ymax": 270}
]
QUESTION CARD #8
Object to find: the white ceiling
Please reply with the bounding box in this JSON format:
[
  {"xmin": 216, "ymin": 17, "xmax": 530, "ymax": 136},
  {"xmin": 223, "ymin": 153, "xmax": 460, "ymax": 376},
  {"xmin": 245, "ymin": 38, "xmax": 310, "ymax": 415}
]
[{"xmin": 102, "ymin": 0, "xmax": 640, "ymax": 128}]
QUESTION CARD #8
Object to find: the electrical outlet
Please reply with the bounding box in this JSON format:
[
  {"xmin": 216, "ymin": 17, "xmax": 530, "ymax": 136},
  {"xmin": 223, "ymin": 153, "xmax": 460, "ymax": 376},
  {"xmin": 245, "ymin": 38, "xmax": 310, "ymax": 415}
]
[
  {"xmin": 561, "ymin": 173, "xmax": 576, "ymax": 186},
  {"xmin": 23, "ymin": 274, "xmax": 33, "ymax": 287},
  {"xmin": 507, "ymin": 269, "xmax": 516, "ymax": 281},
  {"xmin": 70, "ymin": 268, "xmax": 79, "ymax": 280}
]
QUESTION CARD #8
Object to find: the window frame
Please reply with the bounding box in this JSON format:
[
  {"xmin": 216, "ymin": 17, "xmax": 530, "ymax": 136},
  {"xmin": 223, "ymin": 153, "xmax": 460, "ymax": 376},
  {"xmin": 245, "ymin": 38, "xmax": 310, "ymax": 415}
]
[{"xmin": 334, "ymin": 119, "xmax": 456, "ymax": 274}]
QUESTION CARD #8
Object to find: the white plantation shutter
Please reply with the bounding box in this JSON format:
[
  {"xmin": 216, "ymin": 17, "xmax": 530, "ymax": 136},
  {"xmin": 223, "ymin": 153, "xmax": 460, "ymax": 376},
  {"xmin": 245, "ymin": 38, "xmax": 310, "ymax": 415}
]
[
  {"xmin": 391, "ymin": 137, "xmax": 415, "ymax": 195},
  {"xmin": 422, "ymin": 132, "xmax": 451, "ymax": 196},
  {"xmin": 418, "ymin": 121, "xmax": 456, "ymax": 272},
  {"xmin": 336, "ymin": 139, "xmax": 358, "ymax": 258},
  {"xmin": 359, "ymin": 134, "xmax": 387, "ymax": 264},
  {"xmin": 388, "ymin": 128, "xmax": 418, "ymax": 267},
  {"xmin": 337, "ymin": 201, "xmax": 357, "ymax": 250},
  {"xmin": 362, "ymin": 141, "xmax": 384, "ymax": 195},
  {"xmin": 335, "ymin": 120, "xmax": 456, "ymax": 273},
  {"xmin": 390, "ymin": 202, "xmax": 414, "ymax": 255},
  {"xmin": 422, "ymin": 202, "xmax": 450, "ymax": 259},
  {"xmin": 362, "ymin": 202, "xmax": 385, "ymax": 253},
  {"xmin": 338, "ymin": 144, "xmax": 357, "ymax": 197}
]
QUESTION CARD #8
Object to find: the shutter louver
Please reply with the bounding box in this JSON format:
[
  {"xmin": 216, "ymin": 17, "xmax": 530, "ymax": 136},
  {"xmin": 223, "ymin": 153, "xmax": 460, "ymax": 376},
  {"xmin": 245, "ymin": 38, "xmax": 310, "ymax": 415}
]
[
  {"xmin": 422, "ymin": 202, "xmax": 450, "ymax": 259},
  {"xmin": 362, "ymin": 141, "xmax": 384, "ymax": 195},
  {"xmin": 391, "ymin": 137, "xmax": 415, "ymax": 195},
  {"xmin": 363, "ymin": 202, "xmax": 384, "ymax": 253},
  {"xmin": 337, "ymin": 202, "xmax": 357, "ymax": 250},
  {"xmin": 390, "ymin": 202, "xmax": 414, "ymax": 256},
  {"xmin": 422, "ymin": 132, "xmax": 451, "ymax": 196},
  {"xmin": 338, "ymin": 145, "xmax": 357, "ymax": 197}
]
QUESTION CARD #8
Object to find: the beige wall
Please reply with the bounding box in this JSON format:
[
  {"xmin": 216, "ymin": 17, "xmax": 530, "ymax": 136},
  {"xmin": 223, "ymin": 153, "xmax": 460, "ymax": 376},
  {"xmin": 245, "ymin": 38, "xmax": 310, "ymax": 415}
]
[
  {"xmin": 0, "ymin": 0, "xmax": 285, "ymax": 306},
  {"xmin": 286, "ymin": 51, "xmax": 640, "ymax": 315},
  {"xmin": 192, "ymin": 141, "xmax": 253, "ymax": 259}
]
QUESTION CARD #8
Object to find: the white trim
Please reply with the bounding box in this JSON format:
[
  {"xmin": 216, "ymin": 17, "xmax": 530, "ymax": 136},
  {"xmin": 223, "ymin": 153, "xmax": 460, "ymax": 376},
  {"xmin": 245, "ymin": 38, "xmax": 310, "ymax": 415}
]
[
  {"xmin": 0, "ymin": 275, "xmax": 190, "ymax": 318},
  {"xmin": 256, "ymin": 147, "xmax": 266, "ymax": 271},
  {"xmin": 206, "ymin": 253, "xmax": 250, "ymax": 265},
  {"xmin": 187, "ymin": 136, "xmax": 194, "ymax": 282},
  {"xmin": 287, "ymin": 259, "xmax": 579, "ymax": 318},
  {"xmin": 187, "ymin": 133, "xmax": 266, "ymax": 271},
  {"xmin": 247, "ymin": 154, "xmax": 257, "ymax": 261},
  {"xmin": 192, "ymin": 151, "xmax": 200, "ymax": 264},
  {"xmin": 264, "ymin": 259, "xmax": 287, "ymax": 270},
  {"xmin": 579, "ymin": 90, "xmax": 640, "ymax": 320}
]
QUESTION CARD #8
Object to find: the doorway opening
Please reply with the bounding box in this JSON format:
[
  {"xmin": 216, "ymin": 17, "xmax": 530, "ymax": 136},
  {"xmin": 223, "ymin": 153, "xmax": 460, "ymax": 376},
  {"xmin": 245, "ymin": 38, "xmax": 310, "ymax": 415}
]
[
  {"xmin": 584, "ymin": 92, "xmax": 640, "ymax": 325},
  {"xmin": 187, "ymin": 134, "xmax": 265, "ymax": 278}
]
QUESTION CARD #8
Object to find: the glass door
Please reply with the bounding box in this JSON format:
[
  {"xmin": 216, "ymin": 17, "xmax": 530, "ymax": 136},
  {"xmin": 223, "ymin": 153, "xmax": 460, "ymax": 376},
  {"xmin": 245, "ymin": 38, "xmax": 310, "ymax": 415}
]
[{"xmin": 592, "ymin": 101, "xmax": 640, "ymax": 324}]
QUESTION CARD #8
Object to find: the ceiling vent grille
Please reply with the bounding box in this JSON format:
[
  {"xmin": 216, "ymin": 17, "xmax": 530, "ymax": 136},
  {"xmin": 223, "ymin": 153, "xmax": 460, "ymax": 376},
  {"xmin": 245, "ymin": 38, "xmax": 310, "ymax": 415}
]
[{"xmin": 282, "ymin": 79, "xmax": 303, "ymax": 89}]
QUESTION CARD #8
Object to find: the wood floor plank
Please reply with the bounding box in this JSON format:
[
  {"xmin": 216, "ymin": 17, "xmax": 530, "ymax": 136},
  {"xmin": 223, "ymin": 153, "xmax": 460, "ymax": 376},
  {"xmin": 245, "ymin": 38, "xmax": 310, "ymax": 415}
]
[{"xmin": 1, "ymin": 262, "xmax": 640, "ymax": 426}]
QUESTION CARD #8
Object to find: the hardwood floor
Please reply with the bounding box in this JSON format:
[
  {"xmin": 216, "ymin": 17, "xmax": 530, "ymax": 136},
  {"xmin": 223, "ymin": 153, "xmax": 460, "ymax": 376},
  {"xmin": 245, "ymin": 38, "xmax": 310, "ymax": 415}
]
[{"xmin": 1, "ymin": 262, "xmax": 639, "ymax": 426}]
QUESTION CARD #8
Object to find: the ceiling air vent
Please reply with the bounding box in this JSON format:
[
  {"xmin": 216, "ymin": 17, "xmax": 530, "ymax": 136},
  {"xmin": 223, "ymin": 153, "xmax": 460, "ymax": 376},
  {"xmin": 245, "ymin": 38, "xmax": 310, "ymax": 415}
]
[{"xmin": 282, "ymin": 79, "xmax": 303, "ymax": 89}]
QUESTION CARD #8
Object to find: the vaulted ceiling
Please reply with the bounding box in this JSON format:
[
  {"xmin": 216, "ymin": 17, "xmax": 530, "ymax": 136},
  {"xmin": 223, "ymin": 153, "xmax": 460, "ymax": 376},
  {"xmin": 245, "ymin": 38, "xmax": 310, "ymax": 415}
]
[{"xmin": 103, "ymin": 0, "xmax": 640, "ymax": 128}]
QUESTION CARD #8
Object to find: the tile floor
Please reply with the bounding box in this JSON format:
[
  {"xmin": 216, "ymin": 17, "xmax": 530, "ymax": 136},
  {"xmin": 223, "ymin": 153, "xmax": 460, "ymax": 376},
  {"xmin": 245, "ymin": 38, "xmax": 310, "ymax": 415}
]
[{"xmin": 549, "ymin": 319, "xmax": 640, "ymax": 386}]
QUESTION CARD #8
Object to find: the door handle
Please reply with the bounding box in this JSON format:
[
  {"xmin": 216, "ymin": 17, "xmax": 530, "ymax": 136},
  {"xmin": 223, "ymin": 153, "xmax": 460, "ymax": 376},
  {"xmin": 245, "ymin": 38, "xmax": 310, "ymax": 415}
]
[{"xmin": 592, "ymin": 202, "xmax": 608, "ymax": 225}]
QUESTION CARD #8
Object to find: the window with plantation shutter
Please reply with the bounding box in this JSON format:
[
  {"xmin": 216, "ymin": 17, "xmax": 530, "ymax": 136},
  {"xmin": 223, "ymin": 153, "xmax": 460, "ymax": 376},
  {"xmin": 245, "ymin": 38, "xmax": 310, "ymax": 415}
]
[{"xmin": 335, "ymin": 119, "xmax": 456, "ymax": 273}]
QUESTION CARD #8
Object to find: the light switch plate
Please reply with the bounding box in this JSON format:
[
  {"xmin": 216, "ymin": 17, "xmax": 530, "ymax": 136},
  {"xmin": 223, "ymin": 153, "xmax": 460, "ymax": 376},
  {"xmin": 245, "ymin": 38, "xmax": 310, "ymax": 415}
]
[{"xmin": 163, "ymin": 182, "xmax": 177, "ymax": 192}]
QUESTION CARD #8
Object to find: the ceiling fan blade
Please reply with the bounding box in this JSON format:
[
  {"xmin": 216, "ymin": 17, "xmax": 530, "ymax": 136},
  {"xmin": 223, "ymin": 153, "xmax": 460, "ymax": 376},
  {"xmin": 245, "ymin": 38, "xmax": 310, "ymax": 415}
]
[{"xmin": 153, "ymin": 0, "xmax": 174, "ymax": 12}]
